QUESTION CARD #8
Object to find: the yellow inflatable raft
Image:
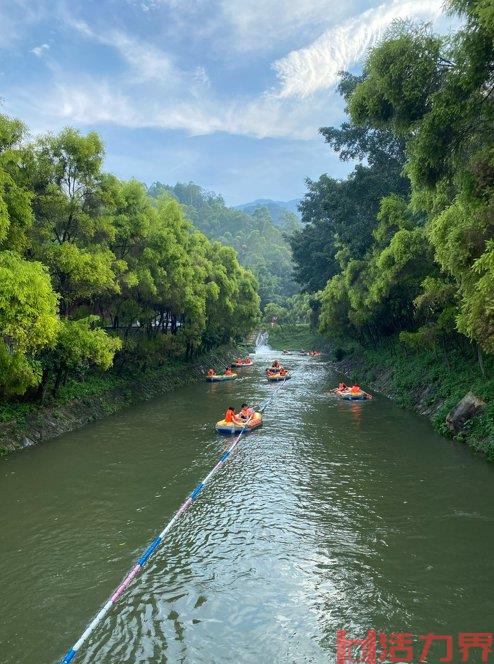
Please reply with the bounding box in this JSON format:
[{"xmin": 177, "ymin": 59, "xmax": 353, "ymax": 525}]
[
  {"xmin": 266, "ymin": 373, "xmax": 291, "ymax": 382},
  {"xmin": 206, "ymin": 373, "xmax": 238, "ymax": 382},
  {"xmin": 231, "ymin": 359, "xmax": 253, "ymax": 368},
  {"xmin": 335, "ymin": 388, "xmax": 371, "ymax": 401},
  {"xmin": 215, "ymin": 412, "xmax": 263, "ymax": 434}
]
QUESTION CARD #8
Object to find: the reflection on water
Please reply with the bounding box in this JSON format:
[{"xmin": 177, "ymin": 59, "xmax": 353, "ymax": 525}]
[
  {"xmin": 349, "ymin": 401, "xmax": 366, "ymax": 424},
  {"xmin": 0, "ymin": 348, "xmax": 493, "ymax": 663}
]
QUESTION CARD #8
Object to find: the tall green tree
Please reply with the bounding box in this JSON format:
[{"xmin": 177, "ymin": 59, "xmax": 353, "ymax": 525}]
[
  {"xmin": 0, "ymin": 115, "xmax": 34, "ymax": 253},
  {"xmin": 0, "ymin": 251, "xmax": 59, "ymax": 396},
  {"xmin": 345, "ymin": 7, "xmax": 494, "ymax": 354},
  {"xmin": 291, "ymin": 71, "xmax": 410, "ymax": 294}
]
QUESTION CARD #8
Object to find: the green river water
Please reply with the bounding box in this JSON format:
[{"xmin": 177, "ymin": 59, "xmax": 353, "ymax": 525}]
[{"xmin": 1, "ymin": 343, "xmax": 494, "ymax": 663}]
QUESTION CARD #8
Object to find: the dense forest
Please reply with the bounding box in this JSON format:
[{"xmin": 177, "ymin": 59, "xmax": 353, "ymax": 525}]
[
  {"xmin": 0, "ymin": 121, "xmax": 260, "ymax": 402},
  {"xmin": 291, "ymin": 0, "xmax": 494, "ymax": 368},
  {"xmin": 148, "ymin": 182, "xmax": 299, "ymax": 306},
  {"xmin": 234, "ymin": 199, "xmax": 301, "ymax": 226}
]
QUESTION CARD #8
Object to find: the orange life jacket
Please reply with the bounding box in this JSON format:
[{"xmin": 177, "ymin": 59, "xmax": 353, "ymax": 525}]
[
  {"xmin": 351, "ymin": 385, "xmax": 361, "ymax": 393},
  {"xmin": 225, "ymin": 409, "xmax": 235, "ymax": 423}
]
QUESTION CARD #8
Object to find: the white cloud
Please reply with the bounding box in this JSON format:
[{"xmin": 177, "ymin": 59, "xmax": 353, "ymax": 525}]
[
  {"xmin": 8, "ymin": 77, "xmax": 138, "ymax": 133},
  {"xmin": 128, "ymin": 0, "xmax": 368, "ymax": 55},
  {"xmin": 0, "ymin": 2, "xmax": 28, "ymax": 50},
  {"xmin": 10, "ymin": 69, "xmax": 343, "ymax": 142},
  {"xmin": 193, "ymin": 65, "xmax": 210, "ymax": 87},
  {"xmin": 30, "ymin": 43, "xmax": 49, "ymax": 57},
  {"xmin": 108, "ymin": 32, "xmax": 175, "ymax": 82},
  {"xmin": 273, "ymin": 0, "xmax": 444, "ymax": 98},
  {"xmin": 215, "ymin": 0, "xmax": 363, "ymax": 53},
  {"xmin": 69, "ymin": 19, "xmax": 176, "ymax": 83},
  {"xmin": 5, "ymin": 0, "xmax": 455, "ymax": 143},
  {"xmin": 0, "ymin": 1, "xmax": 58, "ymax": 51}
]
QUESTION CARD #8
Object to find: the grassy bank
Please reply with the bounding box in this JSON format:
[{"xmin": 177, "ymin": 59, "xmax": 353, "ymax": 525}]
[
  {"xmin": 266, "ymin": 324, "xmax": 328, "ymax": 351},
  {"xmin": 0, "ymin": 344, "xmax": 247, "ymax": 456},
  {"xmin": 333, "ymin": 338, "xmax": 494, "ymax": 459}
]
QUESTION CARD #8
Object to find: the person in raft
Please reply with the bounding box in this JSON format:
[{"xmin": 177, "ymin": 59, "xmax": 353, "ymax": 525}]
[
  {"xmin": 224, "ymin": 406, "xmax": 236, "ymax": 423},
  {"xmin": 236, "ymin": 357, "xmax": 243, "ymax": 364},
  {"xmin": 238, "ymin": 403, "xmax": 254, "ymax": 421},
  {"xmin": 225, "ymin": 366, "xmax": 233, "ymax": 376},
  {"xmin": 267, "ymin": 360, "xmax": 282, "ymax": 375},
  {"xmin": 350, "ymin": 384, "xmax": 373, "ymax": 399},
  {"xmin": 279, "ymin": 367, "xmax": 288, "ymax": 377},
  {"xmin": 207, "ymin": 368, "xmax": 215, "ymax": 377}
]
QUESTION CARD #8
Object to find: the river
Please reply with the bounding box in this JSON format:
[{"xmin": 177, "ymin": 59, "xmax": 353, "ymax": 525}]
[{"xmin": 1, "ymin": 343, "xmax": 494, "ymax": 663}]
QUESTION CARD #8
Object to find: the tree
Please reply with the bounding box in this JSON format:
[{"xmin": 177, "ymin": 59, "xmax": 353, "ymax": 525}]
[
  {"xmin": 348, "ymin": 25, "xmax": 444, "ymax": 135},
  {"xmin": 345, "ymin": 5, "xmax": 494, "ymax": 355},
  {"xmin": 30, "ymin": 128, "xmax": 120, "ymax": 314},
  {"xmin": 263, "ymin": 302, "xmax": 287, "ymax": 324},
  {"xmin": 0, "ymin": 121, "xmax": 262, "ymax": 403},
  {"xmin": 47, "ymin": 317, "xmax": 122, "ymax": 396},
  {"xmin": 0, "ymin": 251, "xmax": 59, "ymax": 396},
  {"xmin": 291, "ymin": 70, "xmax": 410, "ymax": 296},
  {"xmin": 0, "ymin": 114, "xmax": 34, "ymax": 253}
]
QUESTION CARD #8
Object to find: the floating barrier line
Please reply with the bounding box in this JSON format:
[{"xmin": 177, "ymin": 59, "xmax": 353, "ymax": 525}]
[{"xmin": 59, "ymin": 375, "xmax": 289, "ymax": 663}]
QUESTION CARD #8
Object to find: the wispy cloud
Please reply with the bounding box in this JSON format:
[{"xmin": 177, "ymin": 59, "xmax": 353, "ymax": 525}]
[
  {"xmin": 215, "ymin": 0, "xmax": 355, "ymax": 53},
  {"xmin": 41, "ymin": 79, "xmax": 138, "ymax": 126},
  {"xmin": 0, "ymin": 2, "xmax": 27, "ymax": 50},
  {"xmin": 30, "ymin": 43, "xmax": 49, "ymax": 57},
  {"xmin": 273, "ymin": 0, "xmax": 444, "ymax": 98},
  {"xmin": 132, "ymin": 0, "xmax": 364, "ymax": 54},
  {"xmin": 69, "ymin": 19, "xmax": 176, "ymax": 83},
  {"xmin": 21, "ymin": 78, "xmax": 339, "ymax": 140}
]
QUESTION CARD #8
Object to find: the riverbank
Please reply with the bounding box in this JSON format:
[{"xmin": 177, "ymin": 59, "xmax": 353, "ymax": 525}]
[
  {"xmin": 330, "ymin": 339, "xmax": 494, "ymax": 460},
  {"xmin": 0, "ymin": 344, "xmax": 246, "ymax": 456}
]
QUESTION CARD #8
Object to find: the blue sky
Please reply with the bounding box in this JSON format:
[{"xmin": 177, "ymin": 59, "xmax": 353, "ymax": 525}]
[{"xmin": 1, "ymin": 0, "xmax": 457, "ymax": 205}]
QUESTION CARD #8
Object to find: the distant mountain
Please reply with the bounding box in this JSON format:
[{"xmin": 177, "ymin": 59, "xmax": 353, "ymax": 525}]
[{"xmin": 234, "ymin": 198, "xmax": 301, "ymax": 226}]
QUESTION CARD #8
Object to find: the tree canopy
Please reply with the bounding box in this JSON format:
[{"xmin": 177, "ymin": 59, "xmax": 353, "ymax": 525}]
[
  {"xmin": 0, "ymin": 116, "xmax": 260, "ymax": 401},
  {"xmin": 290, "ymin": 72, "xmax": 410, "ymax": 294},
  {"xmin": 292, "ymin": 1, "xmax": 494, "ymax": 366}
]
